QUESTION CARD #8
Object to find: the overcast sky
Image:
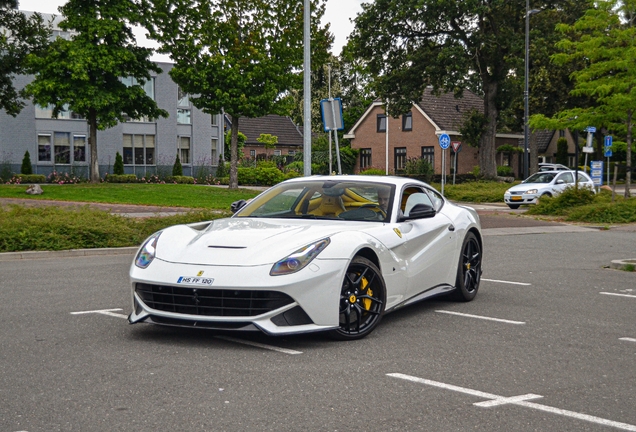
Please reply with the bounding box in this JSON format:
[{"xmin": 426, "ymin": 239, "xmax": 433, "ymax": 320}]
[{"xmin": 18, "ymin": 0, "xmax": 364, "ymax": 57}]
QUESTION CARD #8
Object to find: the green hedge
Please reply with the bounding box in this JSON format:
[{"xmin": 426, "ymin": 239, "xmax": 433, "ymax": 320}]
[
  {"xmin": 238, "ymin": 167, "xmax": 285, "ymax": 186},
  {"xmin": 166, "ymin": 175, "xmax": 195, "ymax": 184},
  {"xmin": 16, "ymin": 174, "xmax": 46, "ymax": 183},
  {"xmin": 105, "ymin": 174, "xmax": 138, "ymax": 183}
]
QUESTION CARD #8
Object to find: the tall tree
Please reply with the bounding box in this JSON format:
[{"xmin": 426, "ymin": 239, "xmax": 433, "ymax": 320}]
[
  {"xmin": 23, "ymin": 0, "xmax": 167, "ymax": 183},
  {"xmin": 143, "ymin": 0, "xmax": 325, "ymax": 189},
  {"xmin": 531, "ymin": 0, "xmax": 634, "ymax": 196},
  {"xmin": 349, "ymin": 0, "xmax": 579, "ymax": 178},
  {"xmin": 0, "ymin": 0, "xmax": 50, "ymax": 116}
]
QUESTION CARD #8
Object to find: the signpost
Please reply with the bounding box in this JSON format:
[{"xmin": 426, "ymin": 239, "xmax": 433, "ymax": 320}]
[
  {"xmin": 604, "ymin": 135, "xmax": 613, "ymax": 185},
  {"xmin": 438, "ymin": 133, "xmax": 450, "ymax": 195},
  {"xmin": 590, "ymin": 160, "xmax": 603, "ymax": 191},
  {"xmin": 451, "ymin": 141, "xmax": 461, "ymax": 185},
  {"xmin": 320, "ymin": 97, "xmax": 344, "ymax": 174},
  {"xmin": 583, "ymin": 126, "xmax": 596, "ymax": 169}
]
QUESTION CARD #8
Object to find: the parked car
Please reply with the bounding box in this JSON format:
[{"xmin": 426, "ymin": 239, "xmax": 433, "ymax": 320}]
[
  {"xmin": 504, "ymin": 170, "xmax": 595, "ymax": 209},
  {"xmin": 538, "ymin": 163, "xmax": 570, "ymax": 172},
  {"xmin": 129, "ymin": 175, "xmax": 483, "ymax": 340}
]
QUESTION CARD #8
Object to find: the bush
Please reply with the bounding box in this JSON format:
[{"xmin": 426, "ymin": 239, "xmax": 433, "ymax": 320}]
[
  {"xmin": 172, "ymin": 153, "xmax": 183, "ymax": 176},
  {"xmin": 105, "ymin": 174, "xmax": 138, "ymax": 183},
  {"xmin": 47, "ymin": 171, "xmax": 85, "ymax": 184},
  {"xmin": 526, "ymin": 186, "xmax": 597, "ymax": 216},
  {"xmin": 404, "ymin": 157, "xmax": 434, "ymax": 181},
  {"xmin": 21, "ymin": 151, "xmax": 33, "ymax": 175},
  {"xmin": 113, "ymin": 151, "xmax": 125, "ymax": 175},
  {"xmin": 237, "ymin": 166, "xmax": 284, "ymax": 186},
  {"xmin": 360, "ymin": 168, "xmax": 387, "ymax": 176},
  {"xmin": 215, "ymin": 155, "xmax": 228, "ymax": 178},
  {"xmin": 16, "ymin": 174, "xmax": 46, "ymax": 183},
  {"xmin": 497, "ymin": 166, "xmax": 514, "ymax": 177},
  {"xmin": 165, "ymin": 175, "xmax": 195, "ymax": 184}
]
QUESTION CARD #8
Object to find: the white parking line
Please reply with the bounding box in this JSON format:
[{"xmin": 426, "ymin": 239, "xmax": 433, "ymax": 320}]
[
  {"xmin": 70, "ymin": 308, "xmax": 128, "ymax": 319},
  {"xmin": 387, "ymin": 373, "xmax": 636, "ymax": 431},
  {"xmin": 482, "ymin": 278, "xmax": 531, "ymax": 286},
  {"xmin": 215, "ymin": 336, "xmax": 303, "ymax": 355},
  {"xmin": 600, "ymin": 292, "xmax": 636, "ymax": 299},
  {"xmin": 435, "ymin": 310, "xmax": 526, "ymax": 325},
  {"xmin": 619, "ymin": 338, "xmax": 636, "ymax": 343}
]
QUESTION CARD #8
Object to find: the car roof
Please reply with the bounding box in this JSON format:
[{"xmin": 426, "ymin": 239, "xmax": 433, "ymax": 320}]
[{"xmin": 282, "ymin": 175, "xmax": 432, "ymax": 189}]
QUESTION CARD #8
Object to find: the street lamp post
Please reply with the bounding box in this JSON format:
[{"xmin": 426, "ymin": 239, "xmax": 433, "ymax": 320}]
[{"xmin": 524, "ymin": 3, "xmax": 541, "ymax": 180}]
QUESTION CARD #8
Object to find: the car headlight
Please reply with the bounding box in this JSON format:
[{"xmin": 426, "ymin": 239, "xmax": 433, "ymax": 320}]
[
  {"xmin": 270, "ymin": 238, "xmax": 331, "ymax": 276},
  {"xmin": 135, "ymin": 231, "xmax": 162, "ymax": 269},
  {"xmin": 525, "ymin": 189, "xmax": 538, "ymax": 195},
  {"xmin": 505, "ymin": 189, "xmax": 511, "ymax": 194}
]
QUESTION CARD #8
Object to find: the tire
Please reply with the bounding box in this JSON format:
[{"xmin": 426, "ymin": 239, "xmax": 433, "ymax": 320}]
[
  {"xmin": 541, "ymin": 192, "xmax": 552, "ymax": 198},
  {"xmin": 328, "ymin": 256, "xmax": 386, "ymax": 341},
  {"xmin": 507, "ymin": 204, "xmax": 520, "ymax": 209},
  {"xmin": 451, "ymin": 232, "xmax": 482, "ymax": 302}
]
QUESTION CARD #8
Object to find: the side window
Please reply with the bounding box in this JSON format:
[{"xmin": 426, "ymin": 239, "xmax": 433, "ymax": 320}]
[
  {"xmin": 426, "ymin": 188, "xmax": 445, "ymax": 211},
  {"xmin": 401, "ymin": 187, "xmax": 434, "ymax": 217},
  {"xmin": 558, "ymin": 172, "xmax": 574, "ymax": 184}
]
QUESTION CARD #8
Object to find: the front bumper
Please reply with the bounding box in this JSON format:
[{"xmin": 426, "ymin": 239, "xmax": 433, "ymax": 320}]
[
  {"xmin": 504, "ymin": 192, "xmax": 538, "ymax": 205},
  {"xmin": 129, "ymin": 257, "xmax": 346, "ymax": 335}
]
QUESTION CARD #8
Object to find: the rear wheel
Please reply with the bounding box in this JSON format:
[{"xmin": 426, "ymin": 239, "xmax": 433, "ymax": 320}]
[
  {"xmin": 451, "ymin": 232, "xmax": 482, "ymax": 302},
  {"xmin": 507, "ymin": 204, "xmax": 520, "ymax": 209},
  {"xmin": 329, "ymin": 256, "xmax": 386, "ymax": 340}
]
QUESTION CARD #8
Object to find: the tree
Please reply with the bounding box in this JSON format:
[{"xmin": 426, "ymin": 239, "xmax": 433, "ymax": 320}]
[
  {"xmin": 23, "ymin": 0, "xmax": 168, "ymax": 183},
  {"xmin": 349, "ymin": 0, "xmax": 580, "ymax": 179},
  {"xmin": 224, "ymin": 130, "xmax": 246, "ymax": 161},
  {"xmin": 556, "ymin": 137, "xmax": 569, "ymax": 166},
  {"xmin": 531, "ymin": 0, "xmax": 634, "ymax": 196},
  {"xmin": 142, "ymin": 0, "xmax": 326, "ymax": 189},
  {"xmin": 113, "ymin": 151, "xmax": 124, "ymax": 175},
  {"xmin": 172, "ymin": 153, "xmax": 183, "ymax": 176},
  {"xmin": 0, "ymin": 1, "xmax": 50, "ymax": 116},
  {"xmin": 21, "ymin": 150, "xmax": 32, "ymax": 175},
  {"xmin": 257, "ymin": 133, "xmax": 278, "ymax": 159}
]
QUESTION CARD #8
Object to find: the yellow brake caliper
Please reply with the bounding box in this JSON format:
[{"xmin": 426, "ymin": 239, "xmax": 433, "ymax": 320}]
[{"xmin": 361, "ymin": 276, "xmax": 372, "ymax": 310}]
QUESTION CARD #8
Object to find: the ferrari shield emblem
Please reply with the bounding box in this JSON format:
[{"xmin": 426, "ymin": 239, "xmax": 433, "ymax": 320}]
[
  {"xmin": 197, "ymin": 270, "xmax": 204, "ymax": 276},
  {"xmin": 393, "ymin": 228, "xmax": 402, "ymax": 238}
]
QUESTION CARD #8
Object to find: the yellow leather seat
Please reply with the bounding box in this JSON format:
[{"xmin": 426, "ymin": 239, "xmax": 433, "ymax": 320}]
[{"xmin": 310, "ymin": 195, "xmax": 346, "ymax": 216}]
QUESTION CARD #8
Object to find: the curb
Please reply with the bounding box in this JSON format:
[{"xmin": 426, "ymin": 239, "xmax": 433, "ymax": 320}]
[
  {"xmin": 0, "ymin": 246, "xmax": 139, "ymax": 261},
  {"xmin": 610, "ymin": 258, "xmax": 636, "ymax": 271}
]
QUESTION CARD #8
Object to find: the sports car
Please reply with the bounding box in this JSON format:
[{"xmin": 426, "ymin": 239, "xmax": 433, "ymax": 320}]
[{"xmin": 128, "ymin": 175, "xmax": 483, "ymax": 340}]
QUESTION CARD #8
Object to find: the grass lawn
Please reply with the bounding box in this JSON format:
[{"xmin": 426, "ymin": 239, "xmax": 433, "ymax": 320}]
[{"xmin": 0, "ymin": 183, "xmax": 261, "ymax": 210}]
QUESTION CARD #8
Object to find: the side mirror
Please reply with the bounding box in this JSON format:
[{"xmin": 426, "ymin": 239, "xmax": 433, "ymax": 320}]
[
  {"xmin": 231, "ymin": 199, "xmax": 247, "ymax": 213},
  {"xmin": 556, "ymin": 179, "xmax": 565, "ymax": 185},
  {"xmin": 399, "ymin": 203, "xmax": 436, "ymax": 221}
]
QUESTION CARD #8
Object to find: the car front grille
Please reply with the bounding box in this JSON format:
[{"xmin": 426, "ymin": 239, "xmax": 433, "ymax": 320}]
[{"xmin": 135, "ymin": 283, "xmax": 294, "ymax": 317}]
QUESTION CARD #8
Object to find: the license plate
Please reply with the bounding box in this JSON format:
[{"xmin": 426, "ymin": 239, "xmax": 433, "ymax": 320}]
[
  {"xmin": 511, "ymin": 196, "xmax": 522, "ymax": 201},
  {"xmin": 177, "ymin": 276, "xmax": 215, "ymax": 286}
]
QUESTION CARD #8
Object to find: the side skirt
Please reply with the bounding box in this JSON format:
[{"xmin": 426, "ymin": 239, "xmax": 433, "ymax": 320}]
[{"xmin": 385, "ymin": 284, "xmax": 455, "ymax": 314}]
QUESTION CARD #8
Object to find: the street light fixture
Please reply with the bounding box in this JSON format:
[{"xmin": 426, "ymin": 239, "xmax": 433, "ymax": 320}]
[{"xmin": 523, "ymin": 3, "xmax": 542, "ymax": 180}]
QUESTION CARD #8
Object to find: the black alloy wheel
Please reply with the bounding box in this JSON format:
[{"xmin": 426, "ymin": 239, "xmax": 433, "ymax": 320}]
[
  {"xmin": 452, "ymin": 232, "xmax": 482, "ymax": 302},
  {"xmin": 329, "ymin": 256, "xmax": 386, "ymax": 340}
]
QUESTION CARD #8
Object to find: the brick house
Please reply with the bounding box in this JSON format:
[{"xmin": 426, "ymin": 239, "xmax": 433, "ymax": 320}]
[
  {"xmin": 344, "ymin": 88, "xmax": 523, "ymax": 176},
  {"xmin": 224, "ymin": 114, "xmax": 304, "ymax": 159}
]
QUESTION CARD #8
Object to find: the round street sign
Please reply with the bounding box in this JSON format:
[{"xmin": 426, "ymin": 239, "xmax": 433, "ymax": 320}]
[{"xmin": 439, "ymin": 133, "xmax": 450, "ymax": 150}]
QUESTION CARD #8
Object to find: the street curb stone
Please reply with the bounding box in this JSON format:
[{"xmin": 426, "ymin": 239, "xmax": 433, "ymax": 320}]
[{"xmin": 0, "ymin": 247, "xmax": 138, "ymax": 261}]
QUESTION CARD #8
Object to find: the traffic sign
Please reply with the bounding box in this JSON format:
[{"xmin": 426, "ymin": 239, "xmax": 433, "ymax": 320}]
[
  {"xmin": 319, "ymin": 98, "xmax": 344, "ymax": 131},
  {"xmin": 590, "ymin": 160, "xmax": 603, "ymax": 186},
  {"xmin": 451, "ymin": 141, "xmax": 462, "ymax": 153},
  {"xmin": 604, "ymin": 149, "xmax": 613, "ymax": 158},
  {"xmin": 604, "ymin": 135, "xmax": 613, "ymax": 147},
  {"xmin": 586, "ymin": 126, "xmax": 596, "ymax": 133},
  {"xmin": 438, "ymin": 133, "xmax": 450, "ymax": 150}
]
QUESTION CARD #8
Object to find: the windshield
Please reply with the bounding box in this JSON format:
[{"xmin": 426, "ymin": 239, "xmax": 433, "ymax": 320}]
[
  {"xmin": 235, "ymin": 180, "xmax": 395, "ymax": 222},
  {"xmin": 524, "ymin": 172, "xmax": 556, "ymax": 184}
]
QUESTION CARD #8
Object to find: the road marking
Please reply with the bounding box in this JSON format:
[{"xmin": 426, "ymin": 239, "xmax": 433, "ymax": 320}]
[
  {"xmin": 435, "ymin": 310, "xmax": 526, "ymax": 325},
  {"xmin": 215, "ymin": 336, "xmax": 303, "ymax": 355},
  {"xmin": 482, "ymin": 278, "xmax": 531, "ymax": 286},
  {"xmin": 70, "ymin": 308, "xmax": 128, "ymax": 319},
  {"xmin": 619, "ymin": 338, "xmax": 636, "ymax": 343},
  {"xmin": 387, "ymin": 373, "xmax": 636, "ymax": 431},
  {"xmin": 600, "ymin": 292, "xmax": 636, "ymax": 299}
]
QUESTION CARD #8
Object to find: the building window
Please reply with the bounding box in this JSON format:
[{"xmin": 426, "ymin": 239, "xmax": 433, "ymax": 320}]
[
  {"xmin": 568, "ymin": 155, "xmax": 576, "ymax": 167},
  {"xmin": 178, "ymin": 87, "xmax": 190, "ymax": 107},
  {"xmin": 211, "ymin": 139, "xmax": 218, "ymax": 165},
  {"xmin": 38, "ymin": 134, "xmax": 52, "ymax": 162},
  {"xmin": 288, "ymin": 150, "xmax": 296, "ymax": 156},
  {"xmin": 421, "ymin": 146, "xmax": 434, "ymax": 167},
  {"xmin": 250, "ymin": 149, "xmax": 256, "ymax": 157},
  {"xmin": 402, "ymin": 112, "xmax": 412, "ymax": 131},
  {"xmin": 177, "ymin": 109, "xmax": 191, "ymax": 124},
  {"xmin": 54, "ymin": 132, "xmax": 71, "ymax": 164},
  {"xmin": 395, "ymin": 147, "xmax": 407, "ymax": 172},
  {"xmin": 360, "ymin": 148, "xmax": 372, "ymax": 169},
  {"xmin": 35, "ymin": 104, "xmax": 83, "ymax": 120},
  {"xmin": 123, "ymin": 134, "xmax": 155, "ymax": 165},
  {"xmin": 377, "ymin": 114, "xmax": 387, "ymax": 132},
  {"xmin": 274, "ymin": 150, "xmax": 282, "ymax": 156},
  {"xmin": 122, "ymin": 77, "xmax": 155, "ymax": 122},
  {"xmin": 73, "ymin": 135, "xmax": 86, "ymax": 162},
  {"xmin": 211, "ymin": 114, "xmax": 218, "ymax": 126},
  {"xmin": 178, "ymin": 136, "xmax": 191, "ymax": 164}
]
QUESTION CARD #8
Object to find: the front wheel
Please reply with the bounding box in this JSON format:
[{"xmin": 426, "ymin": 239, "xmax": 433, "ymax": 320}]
[
  {"xmin": 507, "ymin": 204, "xmax": 520, "ymax": 209},
  {"xmin": 328, "ymin": 256, "xmax": 386, "ymax": 341},
  {"xmin": 451, "ymin": 232, "xmax": 482, "ymax": 302}
]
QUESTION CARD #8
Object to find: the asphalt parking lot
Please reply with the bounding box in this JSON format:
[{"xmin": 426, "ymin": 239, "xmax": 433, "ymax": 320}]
[{"xmin": 1, "ymin": 219, "xmax": 635, "ymax": 431}]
